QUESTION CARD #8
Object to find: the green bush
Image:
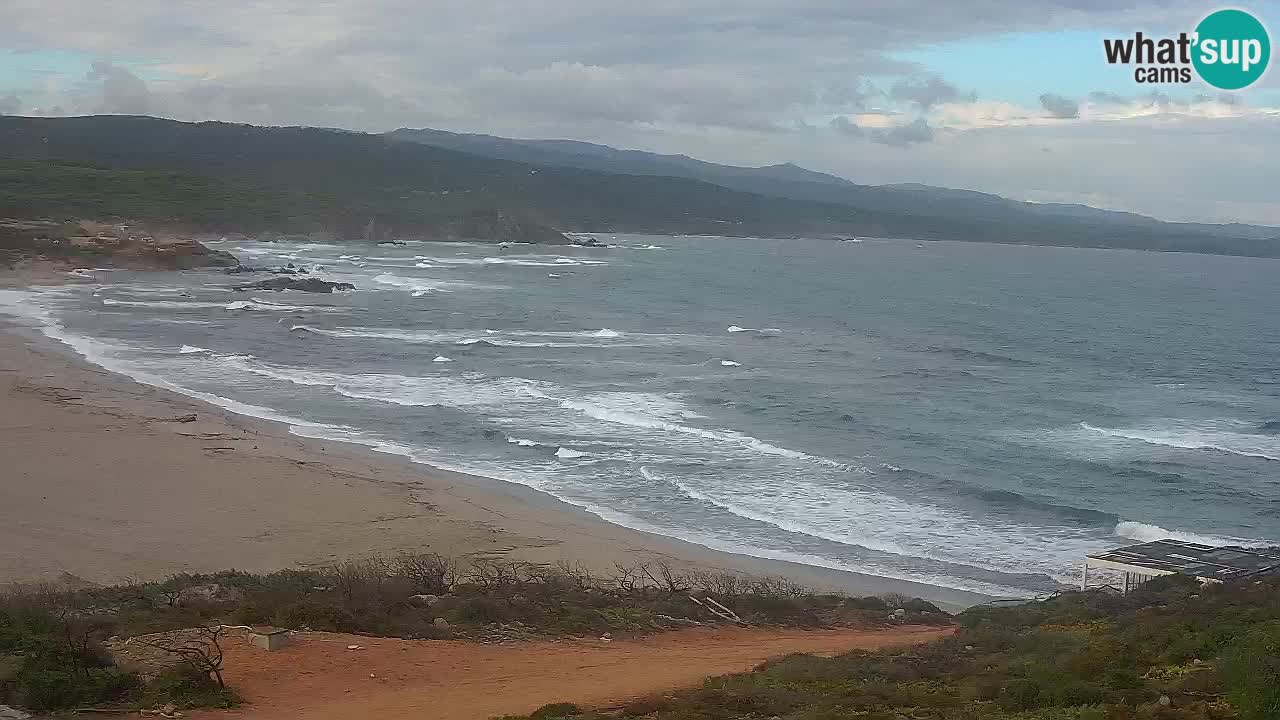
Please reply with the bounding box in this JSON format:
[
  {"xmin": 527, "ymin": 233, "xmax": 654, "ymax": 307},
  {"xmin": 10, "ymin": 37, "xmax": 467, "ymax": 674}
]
[
  {"xmin": 140, "ymin": 665, "xmax": 238, "ymax": 710},
  {"xmin": 529, "ymin": 702, "xmax": 583, "ymax": 719},
  {"xmin": 1219, "ymin": 621, "xmax": 1280, "ymax": 720}
]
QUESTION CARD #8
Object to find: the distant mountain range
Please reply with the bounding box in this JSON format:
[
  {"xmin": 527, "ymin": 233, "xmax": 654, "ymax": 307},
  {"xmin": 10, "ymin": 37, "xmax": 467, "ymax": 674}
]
[
  {"xmin": 388, "ymin": 127, "xmax": 1280, "ymax": 244},
  {"xmin": 0, "ymin": 114, "xmax": 1275, "ymax": 255}
]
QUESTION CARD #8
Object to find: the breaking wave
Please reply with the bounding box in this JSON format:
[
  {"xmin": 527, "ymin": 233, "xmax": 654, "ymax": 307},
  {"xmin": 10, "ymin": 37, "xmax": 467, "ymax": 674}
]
[
  {"xmin": 101, "ymin": 298, "xmax": 228, "ymax": 309},
  {"xmin": 1114, "ymin": 521, "xmax": 1268, "ymax": 547},
  {"xmin": 561, "ymin": 398, "xmax": 846, "ymax": 468},
  {"xmin": 371, "ymin": 273, "xmax": 476, "ymax": 293},
  {"xmin": 290, "ymin": 324, "xmax": 654, "ymax": 348},
  {"xmin": 1080, "ymin": 422, "xmax": 1280, "ymax": 461}
]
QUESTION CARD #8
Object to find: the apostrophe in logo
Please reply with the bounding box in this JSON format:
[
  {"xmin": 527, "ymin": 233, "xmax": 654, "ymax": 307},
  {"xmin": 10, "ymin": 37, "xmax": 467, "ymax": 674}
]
[
  {"xmin": 1103, "ymin": 8, "xmax": 1270, "ymax": 89},
  {"xmin": 1192, "ymin": 9, "xmax": 1270, "ymax": 89}
]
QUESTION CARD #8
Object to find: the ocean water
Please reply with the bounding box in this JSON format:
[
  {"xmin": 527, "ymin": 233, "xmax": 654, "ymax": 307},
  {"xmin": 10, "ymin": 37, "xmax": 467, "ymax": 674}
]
[{"xmin": 4, "ymin": 234, "xmax": 1278, "ymax": 597}]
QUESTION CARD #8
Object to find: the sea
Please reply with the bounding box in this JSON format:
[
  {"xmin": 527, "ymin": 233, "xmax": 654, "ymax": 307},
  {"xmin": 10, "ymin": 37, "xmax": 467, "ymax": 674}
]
[{"xmin": 3, "ymin": 234, "xmax": 1277, "ymax": 597}]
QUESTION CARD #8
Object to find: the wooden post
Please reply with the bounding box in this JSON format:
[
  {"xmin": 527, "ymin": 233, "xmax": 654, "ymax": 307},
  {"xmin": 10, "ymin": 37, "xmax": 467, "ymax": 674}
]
[{"xmin": 1081, "ymin": 561, "xmax": 1089, "ymax": 591}]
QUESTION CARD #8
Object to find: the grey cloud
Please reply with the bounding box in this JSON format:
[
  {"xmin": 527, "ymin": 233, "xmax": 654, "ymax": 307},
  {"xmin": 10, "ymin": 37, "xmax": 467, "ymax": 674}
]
[
  {"xmin": 0, "ymin": 94, "xmax": 20, "ymax": 115},
  {"xmin": 889, "ymin": 75, "xmax": 974, "ymax": 109},
  {"xmin": 828, "ymin": 116, "xmax": 863, "ymax": 137},
  {"xmin": 87, "ymin": 61, "xmax": 150, "ymax": 114},
  {"xmin": 873, "ymin": 118, "xmax": 933, "ymax": 146},
  {"xmin": 1, "ymin": 0, "xmax": 1146, "ymax": 138},
  {"xmin": 1039, "ymin": 93, "xmax": 1078, "ymax": 118}
]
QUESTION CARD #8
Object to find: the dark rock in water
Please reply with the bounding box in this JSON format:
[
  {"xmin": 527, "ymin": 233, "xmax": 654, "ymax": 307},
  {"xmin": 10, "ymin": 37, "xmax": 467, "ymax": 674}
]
[
  {"xmin": 234, "ymin": 277, "xmax": 354, "ymax": 293},
  {"xmin": 271, "ymin": 267, "xmax": 297, "ymax": 275},
  {"xmin": 378, "ymin": 240, "xmax": 408, "ymax": 245},
  {"xmin": 570, "ymin": 237, "xmax": 608, "ymax": 248},
  {"xmin": 225, "ymin": 264, "xmax": 268, "ymax": 274}
]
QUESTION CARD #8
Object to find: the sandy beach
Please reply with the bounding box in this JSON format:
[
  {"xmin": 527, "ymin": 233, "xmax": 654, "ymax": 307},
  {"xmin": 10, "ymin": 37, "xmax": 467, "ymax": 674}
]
[{"xmin": 0, "ymin": 272, "xmax": 990, "ymax": 610}]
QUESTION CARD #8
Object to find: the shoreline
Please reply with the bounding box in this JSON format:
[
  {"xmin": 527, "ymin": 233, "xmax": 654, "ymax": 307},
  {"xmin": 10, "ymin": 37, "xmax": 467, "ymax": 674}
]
[{"xmin": 0, "ymin": 273, "xmax": 993, "ymax": 611}]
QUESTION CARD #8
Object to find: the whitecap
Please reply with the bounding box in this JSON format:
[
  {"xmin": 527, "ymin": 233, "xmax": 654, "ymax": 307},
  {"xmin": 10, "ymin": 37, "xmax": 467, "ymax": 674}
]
[
  {"xmin": 719, "ymin": 360, "xmax": 741, "ymax": 367},
  {"xmin": 561, "ymin": 398, "xmax": 846, "ymax": 468},
  {"xmin": 592, "ymin": 328, "xmax": 621, "ymax": 338},
  {"xmin": 101, "ymin": 298, "xmax": 227, "ymax": 309},
  {"xmin": 726, "ymin": 325, "xmax": 750, "ymax": 333},
  {"xmin": 433, "ymin": 356, "xmax": 453, "ymax": 363},
  {"xmin": 224, "ymin": 298, "xmax": 327, "ymax": 312},
  {"xmin": 555, "ymin": 447, "xmax": 588, "ymax": 459},
  {"xmin": 506, "ymin": 436, "xmax": 540, "ymax": 447},
  {"xmin": 1079, "ymin": 421, "xmax": 1279, "ymax": 462},
  {"xmin": 372, "ymin": 273, "xmax": 472, "ymax": 293},
  {"xmin": 1114, "ymin": 521, "xmax": 1267, "ymax": 547},
  {"xmin": 179, "ymin": 345, "xmax": 211, "ymax": 355}
]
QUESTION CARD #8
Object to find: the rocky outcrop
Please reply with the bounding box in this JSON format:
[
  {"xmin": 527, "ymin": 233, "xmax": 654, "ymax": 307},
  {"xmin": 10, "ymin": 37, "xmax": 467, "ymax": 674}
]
[
  {"xmin": 437, "ymin": 209, "xmax": 570, "ymax": 244},
  {"xmin": 1, "ymin": 220, "xmax": 239, "ymax": 271},
  {"xmin": 233, "ymin": 277, "xmax": 354, "ymax": 293}
]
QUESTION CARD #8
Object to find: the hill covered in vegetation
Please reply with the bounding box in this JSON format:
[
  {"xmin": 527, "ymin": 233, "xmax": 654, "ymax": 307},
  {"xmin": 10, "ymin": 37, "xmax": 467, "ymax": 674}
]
[
  {"xmin": 509, "ymin": 574, "xmax": 1280, "ymax": 720},
  {"xmin": 0, "ymin": 115, "xmax": 1277, "ymax": 255}
]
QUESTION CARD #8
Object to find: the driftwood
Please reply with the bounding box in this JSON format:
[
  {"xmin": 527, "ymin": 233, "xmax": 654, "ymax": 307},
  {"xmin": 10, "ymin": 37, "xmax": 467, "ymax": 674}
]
[{"xmin": 689, "ymin": 595, "xmax": 747, "ymax": 625}]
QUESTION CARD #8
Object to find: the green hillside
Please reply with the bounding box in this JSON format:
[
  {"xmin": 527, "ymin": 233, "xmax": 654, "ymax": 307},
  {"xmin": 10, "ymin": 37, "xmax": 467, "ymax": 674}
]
[{"xmin": 0, "ymin": 115, "xmax": 1276, "ymax": 255}]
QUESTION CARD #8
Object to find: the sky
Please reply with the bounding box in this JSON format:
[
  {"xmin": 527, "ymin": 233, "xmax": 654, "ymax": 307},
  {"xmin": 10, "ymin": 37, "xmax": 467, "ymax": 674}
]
[{"xmin": 1, "ymin": 0, "xmax": 1278, "ymax": 224}]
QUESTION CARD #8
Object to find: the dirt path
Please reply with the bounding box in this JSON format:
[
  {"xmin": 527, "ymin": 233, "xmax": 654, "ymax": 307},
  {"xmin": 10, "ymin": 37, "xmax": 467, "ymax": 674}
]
[{"xmin": 193, "ymin": 625, "xmax": 951, "ymax": 720}]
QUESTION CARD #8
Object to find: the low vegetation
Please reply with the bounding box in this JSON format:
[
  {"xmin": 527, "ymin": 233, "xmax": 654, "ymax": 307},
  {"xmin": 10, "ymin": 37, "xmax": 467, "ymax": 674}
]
[
  {"xmin": 0, "ymin": 555, "xmax": 945, "ymax": 714},
  {"xmin": 506, "ymin": 574, "xmax": 1280, "ymax": 720},
  {"xmin": 0, "ymin": 591, "xmax": 236, "ymax": 714}
]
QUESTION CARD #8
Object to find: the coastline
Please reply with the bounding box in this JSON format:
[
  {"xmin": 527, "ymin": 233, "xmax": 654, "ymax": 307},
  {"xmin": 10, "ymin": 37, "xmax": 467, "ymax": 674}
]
[{"xmin": 0, "ymin": 273, "xmax": 992, "ymax": 611}]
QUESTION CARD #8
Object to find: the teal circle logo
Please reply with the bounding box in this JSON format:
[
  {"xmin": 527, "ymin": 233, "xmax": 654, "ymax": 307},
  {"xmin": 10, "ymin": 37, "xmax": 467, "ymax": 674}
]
[{"xmin": 1192, "ymin": 9, "xmax": 1270, "ymax": 90}]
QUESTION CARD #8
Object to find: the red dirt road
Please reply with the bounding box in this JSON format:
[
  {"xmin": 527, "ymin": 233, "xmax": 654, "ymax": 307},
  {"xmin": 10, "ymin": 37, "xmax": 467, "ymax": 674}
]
[{"xmin": 194, "ymin": 625, "xmax": 951, "ymax": 720}]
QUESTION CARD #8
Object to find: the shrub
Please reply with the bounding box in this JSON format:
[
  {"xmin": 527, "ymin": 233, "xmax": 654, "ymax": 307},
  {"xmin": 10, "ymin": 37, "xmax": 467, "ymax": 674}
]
[
  {"xmin": 529, "ymin": 702, "xmax": 583, "ymax": 719},
  {"xmin": 1219, "ymin": 621, "xmax": 1280, "ymax": 720},
  {"xmin": 140, "ymin": 665, "xmax": 238, "ymax": 710}
]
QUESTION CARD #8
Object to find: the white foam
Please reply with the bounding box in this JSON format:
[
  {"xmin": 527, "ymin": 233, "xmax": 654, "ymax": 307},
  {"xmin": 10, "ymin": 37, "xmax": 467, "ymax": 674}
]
[
  {"xmin": 639, "ymin": 466, "xmax": 1108, "ymax": 586},
  {"xmin": 719, "ymin": 360, "xmax": 741, "ymax": 367},
  {"xmin": 555, "ymin": 447, "xmax": 588, "ymax": 459},
  {"xmin": 101, "ymin": 298, "xmax": 227, "ymax": 309},
  {"xmin": 224, "ymin": 298, "xmax": 327, "ymax": 312},
  {"xmin": 432, "ymin": 356, "xmax": 453, "ymax": 363},
  {"xmin": 371, "ymin": 273, "xmax": 473, "ymax": 293},
  {"xmin": 407, "ymin": 255, "xmax": 607, "ymax": 268},
  {"xmin": 506, "ymin": 436, "xmax": 540, "ymax": 447},
  {"xmin": 179, "ymin": 345, "xmax": 210, "ymax": 355},
  {"xmin": 289, "ymin": 324, "xmax": 658, "ymax": 349},
  {"xmin": 1080, "ymin": 421, "xmax": 1279, "ymax": 462},
  {"xmin": 1114, "ymin": 521, "xmax": 1267, "ymax": 547},
  {"xmin": 727, "ymin": 325, "xmax": 750, "ymax": 333},
  {"xmin": 561, "ymin": 397, "xmax": 846, "ymax": 468}
]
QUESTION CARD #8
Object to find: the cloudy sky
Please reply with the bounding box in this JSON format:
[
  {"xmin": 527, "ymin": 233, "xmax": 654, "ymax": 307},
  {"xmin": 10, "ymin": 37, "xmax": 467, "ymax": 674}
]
[{"xmin": 1, "ymin": 0, "xmax": 1278, "ymax": 224}]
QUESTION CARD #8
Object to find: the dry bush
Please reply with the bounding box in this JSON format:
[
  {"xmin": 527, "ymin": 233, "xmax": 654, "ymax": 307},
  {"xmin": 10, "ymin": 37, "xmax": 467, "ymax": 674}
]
[
  {"xmin": 393, "ymin": 553, "xmax": 457, "ymax": 594},
  {"xmin": 643, "ymin": 562, "xmax": 694, "ymax": 596}
]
